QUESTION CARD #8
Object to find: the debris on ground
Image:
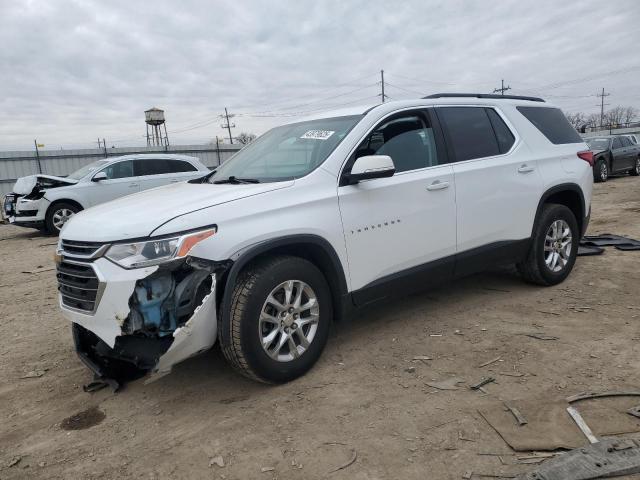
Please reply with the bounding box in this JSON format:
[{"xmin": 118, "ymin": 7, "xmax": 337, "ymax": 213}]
[
  {"xmin": 504, "ymin": 403, "xmax": 527, "ymax": 426},
  {"xmin": 7, "ymin": 456, "xmax": 22, "ymax": 468},
  {"xmin": 523, "ymin": 333, "xmax": 558, "ymax": 341},
  {"xmin": 327, "ymin": 448, "xmax": 357, "ymax": 474},
  {"xmin": 20, "ymin": 369, "xmax": 46, "ymax": 379},
  {"xmin": 628, "ymin": 405, "xmax": 640, "ymax": 419},
  {"xmin": 260, "ymin": 466, "xmax": 275, "ymax": 472},
  {"xmin": 566, "ymin": 406, "xmax": 598, "ymax": 444},
  {"xmin": 426, "ymin": 377, "xmax": 465, "ymax": 391},
  {"xmin": 209, "ymin": 455, "xmax": 225, "ymax": 468},
  {"xmin": 470, "ymin": 377, "xmax": 495, "ymax": 391},
  {"xmin": 566, "ymin": 390, "xmax": 640, "ymax": 403},
  {"xmin": 21, "ymin": 267, "xmax": 55, "ymax": 274},
  {"xmin": 478, "ymin": 356, "xmax": 502, "ymax": 368},
  {"xmin": 412, "ymin": 355, "xmax": 432, "ymax": 362},
  {"xmin": 517, "ymin": 437, "xmax": 640, "ymax": 480}
]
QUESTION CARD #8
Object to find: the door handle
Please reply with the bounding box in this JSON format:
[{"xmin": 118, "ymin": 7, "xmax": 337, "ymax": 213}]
[
  {"xmin": 171, "ymin": 179, "xmax": 180, "ymax": 183},
  {"xmin": 518, "ymin": 164, "xmax": 535, "ymax": 173},
  {"xmin": 426, "ymin": 180, "xmax": 450, "ymax": 191},
  {"xmin": 129, "ymin": 183, "xmax": 139, "ymax": 188}
]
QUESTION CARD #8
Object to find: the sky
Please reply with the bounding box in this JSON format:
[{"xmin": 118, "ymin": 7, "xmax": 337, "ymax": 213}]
[{"xmin": 1, "ymin": 0, "xmax": 639, "ymax": 150}]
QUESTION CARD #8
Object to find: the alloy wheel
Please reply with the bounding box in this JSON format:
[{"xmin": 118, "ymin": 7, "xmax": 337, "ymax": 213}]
[
  {"xmin": 544, "ymin": 219, "xmax": 572, "ymax": 273},
  {"xmin": 259, "ymin": 280, "xmax": 319, "ymax": 362},
  {"xmin": 600, "ymin": 162, "xmax": 608, "ymax": 181},
  {"xmin": 52, "ymin": 208, "xmax": 75, "ymax": 231}
]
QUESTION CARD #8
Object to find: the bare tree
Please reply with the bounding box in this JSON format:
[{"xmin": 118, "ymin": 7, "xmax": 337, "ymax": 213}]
[
  {"xmin": 565, "ymin": 112, "xmax": 586, "ymax": 130},
  {"xmin": 235, "ymin": 132, "xmax": 257, "ymax": 145},
  {"xmin": 623, "ymin": 106, "xmax": 638, "ymax": 125},
  {"xmin": 605, "ymin": 106, "xmax": 626, "ymax": 126},
  {"xmin": 585, "ymin": 113, "xmax": 600, "ymax": 128}
]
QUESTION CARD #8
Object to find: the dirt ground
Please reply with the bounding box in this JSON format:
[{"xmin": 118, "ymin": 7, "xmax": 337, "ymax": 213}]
[{"xmin": 1, "ymin": 175, "xmax": 639, "ymax": 480}]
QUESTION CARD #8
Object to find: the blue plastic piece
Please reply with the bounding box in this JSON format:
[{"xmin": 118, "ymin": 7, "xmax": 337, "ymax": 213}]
[{"xmin": 134, "ymin": 276, "xmax": 176, "ymax": 336}]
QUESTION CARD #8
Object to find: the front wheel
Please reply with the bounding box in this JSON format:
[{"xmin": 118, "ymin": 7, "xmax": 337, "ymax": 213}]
[
  {"xmin": 594, "ymin": 159, "xmax": 608, "ymax": 183},
  {"xmin": 220, "ymin": 255, "xmax": 332, "ymax": 383},
  {"xmin": 630, "ymin": 158, "xmax": 640, "ymax": 176},
  {"xmin": 517, "ymin": 204, "xmax": 579, "ymax": 286},
  {"xmin": 45, "ymin": 202, "xmax": 80, "ymax": 234}
]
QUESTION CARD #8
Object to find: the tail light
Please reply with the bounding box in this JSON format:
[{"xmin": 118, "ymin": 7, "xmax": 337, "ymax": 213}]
[{"xmin": 577, "ymin": 150, "xmax": 594, "ymax": 167}]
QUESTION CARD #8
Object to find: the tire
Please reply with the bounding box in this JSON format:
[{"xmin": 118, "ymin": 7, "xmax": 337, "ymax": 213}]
[
  {"xmin": 220, "ymin": 255, "xmax": 332, "ymax": 383},
  {"xmin": 630, "ymin": 157, "xmax": 640, "ymax": 176},
  {"xmin": 45, "ymin": 202, "xmax": 80, "ymax": 234},
  {"xmin": 593, "ymin": 159, "xmax": 608, "ymax": 183},
  {"xmin": 517, "ymin": 204, "xmax": 579, "ymax": 286}
]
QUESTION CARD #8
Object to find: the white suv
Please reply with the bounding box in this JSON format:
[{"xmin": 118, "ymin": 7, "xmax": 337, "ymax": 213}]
[
  {"xmin": 4, "ymin": 154, "xmax": 209, "ymax": 234},
  {"xmin": 56, "ymin": 94, "xmax": 593, "ymax": 384}
]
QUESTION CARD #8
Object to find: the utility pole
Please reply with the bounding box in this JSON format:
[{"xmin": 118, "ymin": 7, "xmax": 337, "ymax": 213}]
[
  {"xmin": 380, "ymin": 69, "xmax": 388, "ymax": 103},
  {"xmin": 220, "ymin": 107, "xmax": 235, "ymax": 144},
  {"xmin": 493, "ymin": 79, "xmax": 511, "ymax": 96},
  {"xmin": 596, "ymin": 87, "xmax": 610, "ymax": 128},
  {"xmin": 34, "ymin": 139, "xmax": 43, "ymax": 174}
]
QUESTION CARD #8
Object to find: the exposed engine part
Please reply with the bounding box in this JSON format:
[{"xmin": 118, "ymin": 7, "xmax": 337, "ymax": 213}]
[{"xmin": 123, "ymin": 260, "xmax": 213, "ymax": 336}]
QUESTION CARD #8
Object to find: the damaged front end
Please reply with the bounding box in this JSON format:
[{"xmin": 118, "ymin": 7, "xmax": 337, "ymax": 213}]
[{"xmin": 58, "ymin": 234, "xmax": 228, "ymax": 384}]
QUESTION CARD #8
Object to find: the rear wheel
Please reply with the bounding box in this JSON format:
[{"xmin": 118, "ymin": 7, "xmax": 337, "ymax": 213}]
[
  {"xmin": 594, "ymin": 159, "xmax": 608, "ymax": 183},
  {"xmin": 45, "ymin": 202, "xmax": 80, "ymax": 234},
  {"xmin": 517, "ymin": 204, "xmax": 579, "ymax": 286},
  {"xmin": 630, "ymin": 157, "xmax": 640, "ymax": 176},
  {"xmin": 220, "ymin": 255, "xmax": 332, "ymax": 383}
]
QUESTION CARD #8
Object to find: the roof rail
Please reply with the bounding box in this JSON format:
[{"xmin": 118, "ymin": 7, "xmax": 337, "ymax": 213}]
[{"xmin": 423, "ymin": 93, "xmax": 545, "ymax": 102}]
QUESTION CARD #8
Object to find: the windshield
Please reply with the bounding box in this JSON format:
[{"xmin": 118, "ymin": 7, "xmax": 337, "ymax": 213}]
[
  {"xmin": 587, "ymin": 138, "xmax": 610, "ymax": 151},
  {"xmin": 67, "ymin": 159, "xmax": 110, "ymax": 180},
  {"xmin": 209, "ymin": 115, "xmax": 362, "ymax": 183}
]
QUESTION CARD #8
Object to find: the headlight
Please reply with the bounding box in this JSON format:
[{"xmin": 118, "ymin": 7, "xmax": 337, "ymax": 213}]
[{"xmin": 105, "ymin": 227, "xmax": 217, "ymax": 269}]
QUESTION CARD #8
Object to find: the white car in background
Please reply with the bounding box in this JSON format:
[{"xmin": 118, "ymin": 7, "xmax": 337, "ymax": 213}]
[{"xmin": 3, "ymin": 154, "xmax": 209, "ymax": 233}]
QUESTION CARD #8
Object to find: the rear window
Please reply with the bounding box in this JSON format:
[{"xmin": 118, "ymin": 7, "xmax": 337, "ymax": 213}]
[{"xmin": 517, "ymin": 107, "xmax": 583, "ymax": 144}]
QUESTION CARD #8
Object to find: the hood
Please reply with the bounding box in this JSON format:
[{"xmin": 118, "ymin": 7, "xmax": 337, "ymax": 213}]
[
  {"xmin": 13, "ymin": 174, "xmax": 77, "ymax": 195},
  {"xmin": 61, "ymin": 180, "xmax": 293, "ymax": 242}
]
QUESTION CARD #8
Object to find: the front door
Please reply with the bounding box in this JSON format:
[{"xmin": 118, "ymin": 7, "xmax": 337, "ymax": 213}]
[{"xmin": 337, "ymin": 109, "xmax": 457, "ymax": 304}]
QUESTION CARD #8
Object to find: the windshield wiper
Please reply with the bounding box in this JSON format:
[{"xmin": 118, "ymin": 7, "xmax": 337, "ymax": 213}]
[{"xmin": 212, "ymin": 176, "xmax": 260, "ymax": 184}]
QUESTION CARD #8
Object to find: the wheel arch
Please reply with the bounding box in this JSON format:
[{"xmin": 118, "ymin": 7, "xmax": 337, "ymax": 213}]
[
  {"xmin": 46, "ymin": 197, "xmax": 84, "ymax": 214},
  {"xmin": 532, "ymin": 184, "xmax": 586, "ymax": 238},
  {"xmin": 217, "ymin": 235, "xmax": 350, "ymax": 347}
]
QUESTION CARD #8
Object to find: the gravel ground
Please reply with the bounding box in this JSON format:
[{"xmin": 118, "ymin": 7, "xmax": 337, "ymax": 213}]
[{"xmin": 0, "ymin": 175, "xmax": 639, "ymax": 479}]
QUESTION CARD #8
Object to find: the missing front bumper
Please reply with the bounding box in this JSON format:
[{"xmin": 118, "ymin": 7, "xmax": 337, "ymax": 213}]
[{"xmin": 63, "ymin": 257, "xmax": 222, "ymax": 383}]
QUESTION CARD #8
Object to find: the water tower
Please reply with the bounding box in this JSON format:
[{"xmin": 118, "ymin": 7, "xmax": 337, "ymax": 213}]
[{"xmin": 145, "ymin": 107, "xmax": 169, "ymax": 146}]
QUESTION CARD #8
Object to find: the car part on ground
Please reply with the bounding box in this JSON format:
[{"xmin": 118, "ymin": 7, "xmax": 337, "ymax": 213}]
[
  {"xmin": 580, "ymin": 234, "xmax": 640, "ymax": 251},
  {"xmin": 577, "ymin": 245, "xmax": 604, "ymax": 256},
  {"xmin": 517, "ymin": 437, "xmax": 640, "ymax": 480}
]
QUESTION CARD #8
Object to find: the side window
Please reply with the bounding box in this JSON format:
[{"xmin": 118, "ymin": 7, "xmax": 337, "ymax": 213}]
[
  {"xmin": 134, "ymin": 159, "xmax": 171, "ymax": 176},
  {"xmin": 438, "ymin": 107, "xmax": 500, "ymax": 162},
  {"xmin": 166, "ymin": 159, "xmax": 197, "ymax": 172},
  {"xmin": 99, "ymin": 160, "xmax": 134, "ymax": 180},
  {"xmin": 354, "ymin": 113, "xmax": 438, "ymax": 173},
  {"xmin": 612, "ymin": 137, "xmax": 623, "ymax": 149},
  {"xmin": 620, "ymin": 137, "xmax": 632, "ymax": 147},
  {"xmin": 486, "ymin": 108, "xmax": 515, "ymax": 154}
]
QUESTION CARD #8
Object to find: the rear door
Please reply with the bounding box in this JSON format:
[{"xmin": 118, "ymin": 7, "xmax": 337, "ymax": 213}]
[
  {"xmin": 436, "ymin": 106, "xmax": 542, "ymax": 273},
  {"xmin": 337, "ymin": 109, "xmax": 457, "ymax": 303},
  {"xmin": 619, "ymin": 136, "xmax": 635, "ymax": 170},
  {"xmin": 88, "ymin": 160, "xmax": 140, "ymax": 206}
]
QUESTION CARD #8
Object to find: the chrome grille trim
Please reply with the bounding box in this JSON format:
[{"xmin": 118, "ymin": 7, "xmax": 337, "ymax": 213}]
[
  {"xmin": 59, "ymin": 240, "xmax": 110, "ymax": 260},
  {"xmin": 56, "ymin": 259, "xmax": 104, "ymax": 314}
]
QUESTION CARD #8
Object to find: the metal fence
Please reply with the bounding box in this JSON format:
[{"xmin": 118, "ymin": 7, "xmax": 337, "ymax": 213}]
[{"xmin": 0, "ymin": 143, "xmax": 243, "ymax": 196}]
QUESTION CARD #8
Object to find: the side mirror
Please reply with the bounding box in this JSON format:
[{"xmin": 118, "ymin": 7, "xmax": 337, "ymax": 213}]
[
  {"xmin": 92, "ymin": 172, "xmax": 108, "ymax": 182},
  {"xmin": 344, "ymin": 155, "xmax": 395, "ymax": 185}
]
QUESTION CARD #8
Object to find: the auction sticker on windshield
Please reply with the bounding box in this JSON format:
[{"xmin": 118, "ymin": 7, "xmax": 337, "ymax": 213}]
[{"xmin": 300, "ymin": 130, "xmax": 335, "ymax": 140}]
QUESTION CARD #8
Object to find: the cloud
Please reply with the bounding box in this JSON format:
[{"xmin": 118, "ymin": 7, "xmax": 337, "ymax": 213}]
[{"xmin": 1, "ymin": 0, "xmax": 639, "ymax": 149}]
